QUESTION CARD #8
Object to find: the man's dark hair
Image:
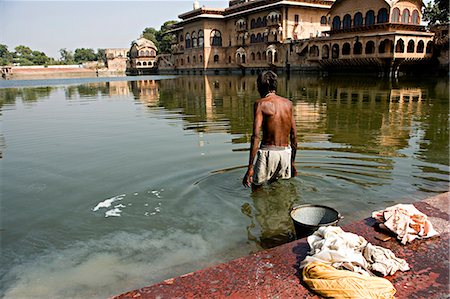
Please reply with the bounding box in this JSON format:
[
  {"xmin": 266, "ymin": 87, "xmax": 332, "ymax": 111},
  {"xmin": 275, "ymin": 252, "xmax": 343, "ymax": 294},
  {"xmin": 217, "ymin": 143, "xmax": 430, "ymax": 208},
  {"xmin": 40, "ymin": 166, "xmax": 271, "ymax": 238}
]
[{"xmin": 257, "ymin": 70, "xmax": 278, "ymax": 97}]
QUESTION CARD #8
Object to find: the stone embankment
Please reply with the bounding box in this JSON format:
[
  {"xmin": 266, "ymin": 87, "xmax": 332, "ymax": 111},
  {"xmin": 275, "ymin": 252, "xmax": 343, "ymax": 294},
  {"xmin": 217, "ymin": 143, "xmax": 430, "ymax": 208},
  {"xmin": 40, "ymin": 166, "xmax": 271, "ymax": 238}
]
[{"xmin": 114, "ymin": 192, "xmax": 449, "ymax": 299}]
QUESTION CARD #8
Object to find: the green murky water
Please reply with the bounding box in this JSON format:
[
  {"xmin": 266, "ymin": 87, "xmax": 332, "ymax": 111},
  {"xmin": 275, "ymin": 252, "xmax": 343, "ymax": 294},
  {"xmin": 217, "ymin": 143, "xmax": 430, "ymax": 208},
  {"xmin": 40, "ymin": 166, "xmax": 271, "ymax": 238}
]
[{"xmin": 1, "ymin": 74, "xmax": 448, "ymax": 298}]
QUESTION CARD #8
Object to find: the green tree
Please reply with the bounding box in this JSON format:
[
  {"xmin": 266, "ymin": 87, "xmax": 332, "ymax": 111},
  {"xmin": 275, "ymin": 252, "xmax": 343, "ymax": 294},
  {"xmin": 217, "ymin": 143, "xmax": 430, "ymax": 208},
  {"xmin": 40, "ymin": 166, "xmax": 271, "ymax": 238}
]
[
  {"xmin": 158, "ymin": 20, "xmax": 178, "ymax": 54},
  {"xmin": 423, "ymin": 0, "xmax": 450, "ymax": 25},
  {"xmin": 141, "ymin": 20, "xmax": 178, "ymax": 54},
  {"xmin": 31, "ymin": 51, "xmax": 50, "ymax": 65},
  {"xmin": 59, "ymin": 48, "xmax": 75, "ymax": 64},
  {"xmin": 73, "ymin": 48, "xmax": 97, "ymax": 63},
  {"xmin": 142, "ymin": 27, "xmax": 160, "ymax": 49},
  {"xmin": 0, "ymin": 44, "xmax": 14, "ymax": 66},
  {"xmin": 96, "ymin": 48, "xmax": 106, "ymax": 64}
]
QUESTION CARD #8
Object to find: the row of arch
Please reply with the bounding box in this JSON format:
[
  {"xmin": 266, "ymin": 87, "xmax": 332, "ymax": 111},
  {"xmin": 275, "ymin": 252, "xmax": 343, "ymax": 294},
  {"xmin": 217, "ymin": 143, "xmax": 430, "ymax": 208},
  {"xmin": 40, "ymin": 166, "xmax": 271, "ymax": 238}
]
[
  {"xmin": 138, "ymin": 50, "xmax": 156, "ymax": 57},
  {"xmin": 332, "ymin": 8, "xmax": 420, "ymax": 30},
  {"xmin": 136, "ymin": 61, "xmax": 155, "ymax": 67},
  {"xmin": 249, "ymin": 11, "xmax": 282, "ymax": 29},
  {"xmin": 309, "ymin": 39, "xmax": 433, "ymax": 59},
  {"xmin": 185, "ymin": 29, "xmax": 222, "ymax": 48}
]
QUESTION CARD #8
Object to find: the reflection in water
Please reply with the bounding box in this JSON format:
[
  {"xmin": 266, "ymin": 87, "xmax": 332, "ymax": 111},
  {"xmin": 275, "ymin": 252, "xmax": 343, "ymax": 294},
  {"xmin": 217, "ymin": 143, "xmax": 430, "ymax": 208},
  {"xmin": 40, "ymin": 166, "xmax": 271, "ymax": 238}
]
[
  {"xmin": 1, "ymin": 74, "xmax": 448, "ymax": 298},
  {"xmin": 242, "ymin": 180, "xmax": 299, "ymax": 249}
]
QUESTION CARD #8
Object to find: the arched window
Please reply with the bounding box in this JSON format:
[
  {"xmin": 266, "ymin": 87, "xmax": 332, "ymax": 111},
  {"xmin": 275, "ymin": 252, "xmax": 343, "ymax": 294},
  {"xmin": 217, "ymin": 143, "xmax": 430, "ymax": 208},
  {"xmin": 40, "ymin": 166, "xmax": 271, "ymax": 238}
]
[
  {"xmin": 192, "ymin": 31, "xmax": 198, "ymax": 48},
  {"xmin": 143, "ymin": 61, "xmax": 147, "ymax": 66},
  {"xmin": 180, "ymin": 34, "xmax": 184, "ymax": 42},
  {"xmin": 257, "ymin": 52, "xmax": 261, "ymax": 60},
  {"xmin": 412, "ymin": 10, "xmax": 420, "ymax": 24},
  {"xmin": 402, "ymin": 9, "xmax": 410, "ymax": 23},
  {"xmin": 257, "ymin": 33, "xmax": 262, "ymax": 43},
  {"xmin": 322, "ymin": 45, "xmax": 329, "ymax": 59},
  {"xmin": 257, "ymin": 17, "xmax": 262, "ymax": 27},
  {"xmin": 354, "ymin": 12, "xmax": 363, "ymax": 27},
  {"xmin": 392, "ymin": 8, "xmax": 400, "ymax": 22},
  {"xmin": 193, "ymin": 55, "xmax": 197, "ymax": 63},
  {"xmin": 198, "ymin": 30, "xmax": 204, "ymax": 47},
  {"xmin": 187, "ymin": 56, "xmax": 190, "ymax": 63},
  {"xmin": 139, "ymin": 50, "xmax": 144, "ymax": 56},
  {"xmin": 320, "ymin": 16, "xmax": 327, "ymax": 25},
  {"xmin": 342, "ymin": 43, "xmax": 351, "ymax": 55},
  {"xmin": 242, "ymin": 54, "xmax": 246, "ymax": 63},
  {"xmin": 185, "ymin": 33, "xmax": 191, "ymax": 48},
  {"xmin": 211, "ymin": 30, "xmax": 222, "ymax": 47},
  {"xmin": 407, "ymin": 40, "xmax": 415, "ymax": 53},
  {"xmin": 332, "ymin": 16, "xmax": 341, "ymax": 30},
  {"xmin": 309, "ymin": 45, "xmax": 319, "ymax": 57},
  {"xmin": 365, "ymin": 10, "xmax": 375, "ymax": 26},
  {"xmin": 395, "ymin": 39, "xmax": 405, "ymax": 53},
  {"xmin": 200, "ymin": 55, "xmax": 203, "ymax": 62},
  {"xmin": 180, "ymin": 58, "xmax": 184, "ymax": 65},
  {"xmin": 251, "ymin": 52, "xmax": 255, "ymax": 61},
  {"xmin": 377, "ymin": 8, "xmax": 389, "ymax": 23},
  {"xmin": 263, "ymin": 16, "xmax": 267, "ymax": 26},
  {"xmin": 137, "ymin": 62, "xmax": 142, "ymax": 66},
  {"xmin": 354, "ymin": 42, "xmax": 362, "ymax": 54},
  {"xmin": 332, "ymin": 44, "xmax": 339, "ymax": 58},
  {"xmin": 145, "ymin": 50, "xmax": 150, "ymax": 56},
  {"xmin": 365, "ymin": 41, "xmax": 375, "ymax": 54},
  {"xmin": 426, "ymin": 41, "xmax": 433, "ymax": 53},
  {"xmin": 228, "ymin": 55, "xmax": 232, "ymax": 63},
  {"xmin": 262, "ymin": 52, "xmax": 266, "ymax": 61},
  {"xmin": 274, "ymin": 52, "xmax": 278, "ymax": 62},
  {"xmin": 417, "ymin": 40, "xmax": 424, "ymax": 53},
  {"xmin": 379, "ymin": 39, "xmax": 389, "ymax": 53},
  {"xmin": 250, "ymin": 34, "xmax": 255, "ymax": 43},
  {"xmin": 214, "ymin": 54, "xmax": 219, "ymax": 63},
  {"xmin": 268, "ymin": 51, "xmax": 273, "ymax": 63},
  {"xmin": 343, "ymin": 14, "xmax": 352, "ymax": 29}
]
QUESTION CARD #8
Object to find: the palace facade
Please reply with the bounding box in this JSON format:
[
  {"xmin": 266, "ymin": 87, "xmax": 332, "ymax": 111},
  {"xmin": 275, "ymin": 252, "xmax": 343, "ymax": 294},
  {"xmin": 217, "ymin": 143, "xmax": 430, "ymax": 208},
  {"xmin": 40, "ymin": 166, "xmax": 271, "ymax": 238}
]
[
  {"xmin": 127, "ymin": 37, "xmax": 158, "ymax": 75},
  {"xmin": 158, "ymin": 0, "xmax": 435, "ymax": 76}
]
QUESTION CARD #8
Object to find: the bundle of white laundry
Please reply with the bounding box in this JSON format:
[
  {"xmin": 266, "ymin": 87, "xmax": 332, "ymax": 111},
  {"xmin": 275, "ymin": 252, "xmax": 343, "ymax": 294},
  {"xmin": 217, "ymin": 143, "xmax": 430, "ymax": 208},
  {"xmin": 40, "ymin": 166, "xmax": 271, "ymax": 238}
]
[
  {"xmin": 372, "ymin": 204, "xmax": 439, "ymax": 245},
  {"xmin": 300, "ymin": 226, "xmax": 410, "ymax": 277}
]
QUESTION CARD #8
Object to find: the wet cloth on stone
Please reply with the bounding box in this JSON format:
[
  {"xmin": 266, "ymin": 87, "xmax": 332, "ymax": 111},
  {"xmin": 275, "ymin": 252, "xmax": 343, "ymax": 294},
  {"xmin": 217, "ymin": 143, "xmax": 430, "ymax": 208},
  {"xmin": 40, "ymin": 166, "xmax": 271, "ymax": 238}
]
[
  {"xmin": 372, "ymin": 204, "xmax": 439, "ymax": 245},
  {"xmin": 303, "ymin": 262, "xmax": 396, "ymax": 299},
  {"xmin": 252, "ymin": 145, "xmax": 291, "ymax": 185},
  {"xmin": 300, "ymin": 226, "xmax": 409, "ymax": 276}
]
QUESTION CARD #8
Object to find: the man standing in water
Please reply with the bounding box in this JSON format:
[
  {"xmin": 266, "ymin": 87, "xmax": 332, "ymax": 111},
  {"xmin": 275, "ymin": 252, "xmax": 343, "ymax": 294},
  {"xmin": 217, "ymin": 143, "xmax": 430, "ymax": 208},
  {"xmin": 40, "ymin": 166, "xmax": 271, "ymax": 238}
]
[{"xmin": 243, "ymin": 70, "xmax": 298, "ymax": 188}]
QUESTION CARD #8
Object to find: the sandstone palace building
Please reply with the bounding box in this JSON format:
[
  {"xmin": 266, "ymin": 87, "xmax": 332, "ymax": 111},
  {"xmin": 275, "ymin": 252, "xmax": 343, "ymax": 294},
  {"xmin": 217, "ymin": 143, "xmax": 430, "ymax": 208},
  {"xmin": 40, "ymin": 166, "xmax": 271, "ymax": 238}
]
[{"xmin": 157, "ymin": 0, "xmax": 435, "ymax": 76}]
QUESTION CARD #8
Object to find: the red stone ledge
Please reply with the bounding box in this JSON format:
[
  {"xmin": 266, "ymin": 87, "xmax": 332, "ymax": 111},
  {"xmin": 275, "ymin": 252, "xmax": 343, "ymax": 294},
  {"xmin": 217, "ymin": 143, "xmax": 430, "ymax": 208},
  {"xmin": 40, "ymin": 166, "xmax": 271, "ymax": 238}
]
[{"xmin": 113, "ymin": 192, "xmax": 449, "ymax": 299}]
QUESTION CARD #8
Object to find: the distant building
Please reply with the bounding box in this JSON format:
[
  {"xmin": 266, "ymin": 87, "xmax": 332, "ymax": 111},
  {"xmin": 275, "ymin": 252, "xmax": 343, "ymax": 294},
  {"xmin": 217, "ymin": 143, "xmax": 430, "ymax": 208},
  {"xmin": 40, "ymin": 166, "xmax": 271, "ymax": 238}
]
[
  {"xmin": 105, "ymin": 48, "xmax": 129, "ymax": 72},
  {"xmin": 158, "ymin": 0, "xmax": 435, "ymax": 76},
  {"xmin": 304, "ymin": 0, "xmax": 435, "ymax": 76},
  {"xmin": 127, "ymin": 37, "xmax": 158, "ymax": 75},
  {"xmin": 159, "ymin": 0, "xmax": 334, "ymax": 74}
]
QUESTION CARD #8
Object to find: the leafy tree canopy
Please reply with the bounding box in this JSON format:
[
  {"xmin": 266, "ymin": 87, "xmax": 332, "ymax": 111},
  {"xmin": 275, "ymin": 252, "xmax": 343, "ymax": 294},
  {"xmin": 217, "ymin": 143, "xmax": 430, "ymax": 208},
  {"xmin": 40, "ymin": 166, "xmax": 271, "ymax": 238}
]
[
  {"xmin": 423, "ymin": 0, "xmax": 450, "ymax": 25},
  {"xmin": 141, "ymin": 20, "xmax": 178, "ymax": 54},
  {"xmin": 73, "ymin": 48, "xmax": 97, "ymax": 63}
]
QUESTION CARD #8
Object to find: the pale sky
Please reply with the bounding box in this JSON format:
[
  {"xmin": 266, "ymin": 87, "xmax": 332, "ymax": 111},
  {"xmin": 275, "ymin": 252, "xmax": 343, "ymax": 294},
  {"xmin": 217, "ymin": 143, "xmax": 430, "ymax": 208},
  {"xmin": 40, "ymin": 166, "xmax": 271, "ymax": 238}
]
[
  {"xmin": 1, "ymin": 0, "xmax": 432, "ymax": 60},
  {"xmin": 0, "ymin": 0, "xmax": 228, "ymax": 59}
]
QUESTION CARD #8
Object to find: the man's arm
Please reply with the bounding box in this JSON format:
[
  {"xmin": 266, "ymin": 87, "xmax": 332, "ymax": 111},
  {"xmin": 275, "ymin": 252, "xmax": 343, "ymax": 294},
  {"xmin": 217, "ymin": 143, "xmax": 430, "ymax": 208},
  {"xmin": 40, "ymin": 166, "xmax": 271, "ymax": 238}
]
[
  {"xmin": 290, "ymin": 106, "xmax": 298, "ymax": 177},
  {"xmin": 243, "ymin": 101, "xmax": 263, "ymax": 187}
]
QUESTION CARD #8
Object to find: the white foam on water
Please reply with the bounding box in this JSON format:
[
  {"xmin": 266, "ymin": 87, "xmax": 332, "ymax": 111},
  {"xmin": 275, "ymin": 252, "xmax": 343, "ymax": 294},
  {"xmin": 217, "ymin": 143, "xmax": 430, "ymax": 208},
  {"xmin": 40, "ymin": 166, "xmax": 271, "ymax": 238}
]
[
  {"xmin": 92, "ymin": 194, "xmax": 125, "ymax": 211},
  {"xmin": 105, "ymin": 208, "xmax": 122, "ymax": 217},
  {"xmin": 114, "ymin": 204, "xmax": 126, "ymax": 208},
  {"xmin": 2, "ymin": 230, "xmax": 237, "ymax": 299}
]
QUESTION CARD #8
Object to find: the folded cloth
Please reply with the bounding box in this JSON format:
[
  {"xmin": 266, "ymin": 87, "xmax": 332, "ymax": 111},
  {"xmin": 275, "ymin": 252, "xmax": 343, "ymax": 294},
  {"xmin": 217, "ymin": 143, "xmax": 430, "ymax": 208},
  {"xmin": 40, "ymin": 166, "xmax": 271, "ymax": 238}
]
[
  {"xmin": 372, "ymin": 204, "xmax": 439, "ymax": 245},
  {"xmin": 300, "ymin": 226, "xmax": 409, "ymax": 277},
  {"xmin": 303, "ymin": 262, "xmax": 396, "ymax": 299}
]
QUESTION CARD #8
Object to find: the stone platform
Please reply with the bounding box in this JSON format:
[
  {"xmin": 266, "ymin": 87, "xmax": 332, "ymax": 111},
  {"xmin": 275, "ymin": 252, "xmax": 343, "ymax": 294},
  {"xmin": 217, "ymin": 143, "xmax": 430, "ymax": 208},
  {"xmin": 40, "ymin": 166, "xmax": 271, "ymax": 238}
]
[{"xmin": 114, "ymin": 192, "xmax": 449, "ymax": 299}]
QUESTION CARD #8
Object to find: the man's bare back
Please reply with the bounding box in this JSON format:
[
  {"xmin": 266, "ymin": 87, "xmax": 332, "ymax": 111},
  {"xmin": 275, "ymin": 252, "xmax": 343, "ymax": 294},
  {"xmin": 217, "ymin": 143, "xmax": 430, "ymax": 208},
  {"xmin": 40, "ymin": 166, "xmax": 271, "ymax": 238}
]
[
  {"xmin": 243, "ymin": 71, "xmax": 297, "ymax": 188},
  {"xmin": 257, "ymin": 93, "xmax": 294, "ymax": 147}
]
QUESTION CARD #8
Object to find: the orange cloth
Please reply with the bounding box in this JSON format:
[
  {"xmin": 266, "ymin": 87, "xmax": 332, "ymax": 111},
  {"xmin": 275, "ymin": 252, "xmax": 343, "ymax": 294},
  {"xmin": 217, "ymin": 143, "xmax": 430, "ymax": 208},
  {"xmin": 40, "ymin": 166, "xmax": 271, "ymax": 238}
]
[
  {"xmin": 372, "ymin": 204, "xmax": 439, "ymax": 245},
  {"xmin": 302, "ymin": 262, "xmax": 396, "ymax": 299}
]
